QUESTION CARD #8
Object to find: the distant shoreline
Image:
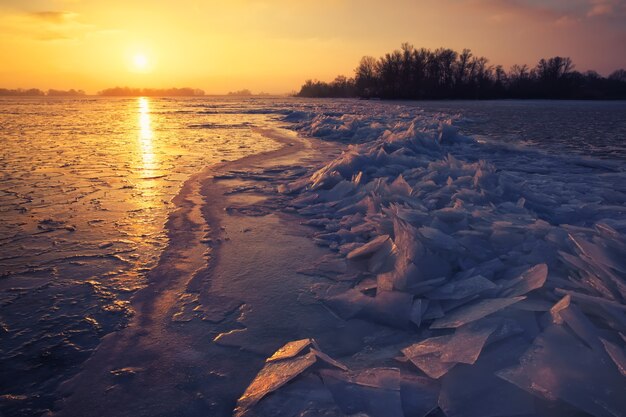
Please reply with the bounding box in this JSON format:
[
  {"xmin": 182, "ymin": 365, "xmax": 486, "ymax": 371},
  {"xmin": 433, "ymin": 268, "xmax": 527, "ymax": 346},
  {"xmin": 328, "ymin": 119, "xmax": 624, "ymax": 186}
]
[
  {"xmin": 0, "ymin": 87, "xmax": 282, "ymax": 98},
  {"xmin": 2, "ymin": 95, "xmax": 626, "ymax": 102}
]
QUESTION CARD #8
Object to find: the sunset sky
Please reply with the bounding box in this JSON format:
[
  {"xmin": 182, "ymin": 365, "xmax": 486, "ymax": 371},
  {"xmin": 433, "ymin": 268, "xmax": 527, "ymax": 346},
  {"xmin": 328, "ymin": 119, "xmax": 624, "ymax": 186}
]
[{"xmin": 1, "ymin": 0, "xmax": 625, "ymax": 94}]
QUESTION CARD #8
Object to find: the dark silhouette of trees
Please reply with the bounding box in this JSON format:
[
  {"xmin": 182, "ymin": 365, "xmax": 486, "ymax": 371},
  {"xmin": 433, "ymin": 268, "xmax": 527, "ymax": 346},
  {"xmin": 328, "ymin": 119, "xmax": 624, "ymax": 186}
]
[
  {"xmin": 0, "ymin": 88, "xmax": 45, "ymax": 96},
  {"xmin": 0, "ymin": 87, "xmax": 206, "ymax": 97},
  {"xmin": 297, "ymin": 44, "xmax": 626, "ymax": 100},
  {"xmin": 97, "ymin": 87, "xmax": 204, "ymax": 97},
  {"xmin": 354, "ymin": 56, "xmax": 378, "ymax": 98},
  {"xmin": 47, "ymin": 89, "xmax": 86, "ymax": 96},
  {"xmin": 298, "ymin": 76, "xmax": 356, "ymax": 98},
  {"xmin": 228, "ymin": 89, "xmax": 253, "ymax": 96}
]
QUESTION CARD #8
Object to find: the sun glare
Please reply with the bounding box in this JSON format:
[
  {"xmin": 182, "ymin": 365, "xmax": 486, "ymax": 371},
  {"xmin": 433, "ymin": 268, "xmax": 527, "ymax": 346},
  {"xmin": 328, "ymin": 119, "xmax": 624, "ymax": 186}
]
[{"xmin": 133, "ymin": 54, "xmax": 149, "ymax": 71}]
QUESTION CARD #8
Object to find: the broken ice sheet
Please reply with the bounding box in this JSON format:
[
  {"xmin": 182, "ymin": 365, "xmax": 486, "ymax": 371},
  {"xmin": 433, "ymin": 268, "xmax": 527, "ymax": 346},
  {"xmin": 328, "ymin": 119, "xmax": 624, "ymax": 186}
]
[
  {"xmin": 440, "ymin": 319, "xmax": 499, "ymax": 364},
  {"xmin": 250, "ymin": 373, "xmax": 345, "ymax": 417},
  {"xmin": 235, "ymin": 350, "xmax": 317, "ymax": 417},
  {"xmin": 497, "ymin": 324, "xmax": 626, "ymax": 417},
  {"xmin": 401, "ymin": 335, "xmax": 458, "ymax": 379},
  {"xmin": 418, "ymin": 226, "xmax": 460, "ymax": 251},
  {"xmin": 430, "ymin": 296, "xmax": 526, "ymax": 329},
  {"xmin": 425, "ymin": 275, "xmax": 497, "ymax": 300},
  {"xmin": 358, "ymin": 290, "xmax": 414, "ymax": 328},
  {"xmin": 320, "ymin": 367, "xmax": 404, "ymax": 417},
  {"xmin": 600, "ymin": 338, "xmax": 626, "ymax": 376},
  {"xmin": 498, "ymin": 263, "xmax": 548, "ymax": 298},
  {"xmin": 569, "ymin": 233, "xmax": 626, "ymax": 274},
  {"xmin": 234, "ymin": 339, "xmax": 347, "ymax": 417},
  {"xmin": 400, "ymin": 373, "xmax": 440, "ymax": 417},
  {"xmin": 324, "ymin": 288, "xmax": 414, "ymax": 327},
  {"xmin": 439, "ymin": 336, "xmax": 535, "ymax": 417},
  {"xmin": 346, "ymin": 234, "xmax": 391, "ymax": 260},
  {"xmin": 266, "ymin": 339, "xmax": 316, "ymax": 362}
]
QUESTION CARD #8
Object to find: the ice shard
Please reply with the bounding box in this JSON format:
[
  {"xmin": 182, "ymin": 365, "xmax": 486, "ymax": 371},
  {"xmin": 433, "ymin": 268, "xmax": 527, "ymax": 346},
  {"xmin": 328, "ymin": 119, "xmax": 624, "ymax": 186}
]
[
  {"xmin": 497, "ymin": 325, "xmax": 626, "ymax": 417},
  {"xmin": 234, "ymin": 339, "xmax": 347, "ymax": 417},
  {"xmin": 401, "ymin": 335, "xmax": 457, "ymax": 379},
  {"xmin": 425, "ymin": 275, "xmax": 497, "ymax": 300},
  {"xmin": 320, "ymin": 367, "xmax": 404, "ymax": 417},
  {"xmin": 346, "ymin": 235, "xmax": 391, "ymax": 259},
  {"xmin": 235, "ymin": 350, "xmax": 318, "ymax": 417},
  {"xmin": 430, "ymin": 297, "xmax": 526, "ymax": 329},
  {"xmin": 439, "ymin": 336, "xmax": 535, "ymax": 417},
  {"xmin": 600, "ymin": 338, "xmax": 626, "ymax": 377},
  {"xmin": 400, "ymin": 373, "xmax": 440, "ymax": 417},
  {"xmin": 440, "ymin": 320, "xmax": 499, "ymax": 364},
  {"xmin": 499, "ymin": 263, "xmax": 548, "ymax": 297}
]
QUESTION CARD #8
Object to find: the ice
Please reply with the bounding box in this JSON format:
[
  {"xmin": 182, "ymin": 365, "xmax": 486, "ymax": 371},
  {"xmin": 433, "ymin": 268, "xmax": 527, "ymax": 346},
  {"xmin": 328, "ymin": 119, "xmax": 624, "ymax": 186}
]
[
  {"xmin": 425, "ymin": 275, "xmax": 497, "ymax": 300},
  {"xmin": 418, "ymin": 226, "xmax": 460, "ymax": 251},
  {"xmin": 234, "ymin": 339, "xmax": 347, "ymax": 417},
  {"xmin": 266, "ymin": 338, "xmax": 316, "ymax": 362},
  {"xmin": 439, "ymin": 336, "xmax": 536, "ymax": 417},
  {"xmin": 401, "ymin": 335, "xmax": 458, "ymax": 379},
  {"xmin": 276, "ymin": 100, "xmax": 626, "ymax": 415},
  {"xmin": 497, "ymin": 324, "xmax": 626, "ymax": 417},
  {"xmin": 324, "ymin": 288, "xmax": 414, "ymax": 327},
  {"xmin": 430, "ymin": 297, "xmax": 526, "ymax": 329},
  {"xmin": 234, "ymin": 350, "xmax": 318, "ymax": 416},
  {"xmin": 498, "ymin": 264, "xmax": 548, "ymax": 297},
  {"xmin": 569, "ymin": 234, "xmax": 626, "ymax": 274},
  {"xmin": 324, "ymin": 288, "xmax": 370, "ymax": 319},
  {"xmin": 440, "ymin": 320, "xmax": 499, "ymax": 364},
  {"xmin": 346, "ymin": 234, "xmax": 391, "ymax": 259},
  {"xmin": 320, "ymin": 368, "xmax": 404, "ymax": 417},
  {"xmin": 400, "ymin": 374, "xmax": 439, "ymax": 417},
  {"xmin": 249, "ymin": 373, "xmax": 344, "ymax": 417},
  {"xmin": 600, "ymin": 338, "xmax": 626, "ymax": 376}
]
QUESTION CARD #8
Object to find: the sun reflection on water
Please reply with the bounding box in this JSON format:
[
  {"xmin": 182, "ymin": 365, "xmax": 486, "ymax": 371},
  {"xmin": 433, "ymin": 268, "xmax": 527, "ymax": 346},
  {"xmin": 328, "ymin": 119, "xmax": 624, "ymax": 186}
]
[{"xmin": 138, "ymin": 97, "xmax": 158, "ymax": 174}]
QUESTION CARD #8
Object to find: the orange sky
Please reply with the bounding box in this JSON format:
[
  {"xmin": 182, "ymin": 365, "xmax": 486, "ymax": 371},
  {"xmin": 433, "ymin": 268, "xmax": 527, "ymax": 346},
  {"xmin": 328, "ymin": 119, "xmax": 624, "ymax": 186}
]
[{"xmin": 0, "ymin": 0, "xmax": 625, "ymax": 94}]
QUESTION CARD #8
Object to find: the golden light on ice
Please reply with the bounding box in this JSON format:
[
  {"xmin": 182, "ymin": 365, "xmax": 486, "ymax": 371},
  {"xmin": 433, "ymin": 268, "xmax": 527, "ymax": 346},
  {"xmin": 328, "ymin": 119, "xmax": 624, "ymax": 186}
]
[
  {"xmin": 133, "ymin": 54, "xmax": 149, "ymax": 71},
  {"xmin": 138, "ymin": 97, "xmax": 156, "ymax": 171}
]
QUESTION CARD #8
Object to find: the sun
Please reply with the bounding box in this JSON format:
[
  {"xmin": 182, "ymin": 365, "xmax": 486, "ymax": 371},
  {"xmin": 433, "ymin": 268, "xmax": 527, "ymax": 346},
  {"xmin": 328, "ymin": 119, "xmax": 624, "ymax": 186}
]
[{"xmin": 133, "ymin": 54, "xmax": 149, "ymax": 71}]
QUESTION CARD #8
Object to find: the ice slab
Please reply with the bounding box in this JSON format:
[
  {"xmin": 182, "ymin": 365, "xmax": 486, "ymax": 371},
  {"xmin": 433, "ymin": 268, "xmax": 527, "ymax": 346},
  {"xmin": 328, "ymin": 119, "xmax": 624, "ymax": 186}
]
[
  {"xmin": 248, "ymin": 373, "xmax": 345, "ymax": 417},
  {"xmin": 497, "ymin": 325, "xmax": 626, "ymax": 417},
  {"xmin": 440, "ymin": 320, "xmax": 499, "ymax": 364},
  {"xmin": 439, "ymin": 336, "xmax": 535, "ymax": 417},
  {"xmin": 600, "ymin": 338, "xmax": 626, "ymax": 377},
  {"xmin": 400, "ymin": 373, "xmax": 440, "ymax": 417},
  {"xmin": 425, "ymin": 275, "xmax": 497, "ymax": 300},
  {"xmin": 499, "ymin": 264, "xmax": 548, "ymax": 297},
  {"xmin": 234, "ymin": 339, "xmax": 347, "ymax": 417},
  {"xmin": 346, "ymin": 234, "xmax": 391, "ymax": 259},
  {"xmin": 401, "ymin": 335, "xmax": 457, "ymax": 379},
  {"xmin": 320, "ymin": 367, "xmax": 404, "ymax": 417},
  {"xmin": 430, "ymin": 297, "xmax": 526, "ymax": 329},
  {"xmin": 570, "ymin": 234, "xmax": 626, "ymax": 274},
  {"xmin": 266, "ymin": 338, "xmax": 316, "ymax": 363},
  {"xmin": 234, "ymin": 350, "xmax": 317, "ymax": 417},
  {"xmin": 324, "ymin": 288, "xmax": 414, "ymax": 328}
]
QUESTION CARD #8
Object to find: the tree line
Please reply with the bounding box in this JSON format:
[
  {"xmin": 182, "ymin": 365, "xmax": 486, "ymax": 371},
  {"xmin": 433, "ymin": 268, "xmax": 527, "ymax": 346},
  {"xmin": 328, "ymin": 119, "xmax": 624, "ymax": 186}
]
[
  {"xmin": 98, "ymin": 87, "xmax": 205, "ymax": 97},
  {"xmin": 297, "ymin": 43, "xmax": 626, "ymax": 100},
  {"xmin": 0, "ymin": 88, "xmax": 86, "ymax": 96}
]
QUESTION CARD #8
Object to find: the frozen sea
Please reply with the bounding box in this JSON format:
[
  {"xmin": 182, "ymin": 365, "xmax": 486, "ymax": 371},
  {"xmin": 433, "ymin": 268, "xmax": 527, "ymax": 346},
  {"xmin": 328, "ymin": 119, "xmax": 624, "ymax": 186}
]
[{"xmin": 0, "ymin": 97, "xmax": 625, "ymax": 417}]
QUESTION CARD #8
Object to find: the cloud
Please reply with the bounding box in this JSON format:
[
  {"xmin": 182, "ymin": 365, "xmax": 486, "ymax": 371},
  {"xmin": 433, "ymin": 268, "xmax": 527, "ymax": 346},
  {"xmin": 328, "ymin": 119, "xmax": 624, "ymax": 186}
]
[
  {"xmin": 29, "ymin": 11, "xmax": 77, "ymax": 23},
  {"xmin": 458, "ymin": 0, "xmax": 626, "ymax": 32},
  {"xmin": 0, "ymin": 10, "xmax": 94, "ymax": 41},
  {"xmin": 586, "ymin": 0, "xmax": 626, "ymax": 17}
]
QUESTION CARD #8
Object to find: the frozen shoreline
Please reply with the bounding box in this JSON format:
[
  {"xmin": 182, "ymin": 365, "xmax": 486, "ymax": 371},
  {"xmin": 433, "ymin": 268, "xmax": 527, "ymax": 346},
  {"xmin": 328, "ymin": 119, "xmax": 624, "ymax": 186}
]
[
  {"xmin": 50, "ymin": 126, "xmax": 347, "ymax": 416},
  {"xmin": 234, "ymin": 107, "xmax": 626, "ymax": 416}
]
